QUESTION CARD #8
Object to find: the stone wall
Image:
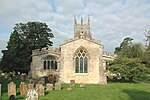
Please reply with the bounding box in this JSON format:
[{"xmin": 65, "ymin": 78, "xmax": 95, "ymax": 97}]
[
  {"xmin": 60, "ymin": 38, "xmax": 106, "ymax": 84},
  {"xmin": 31, "ymin": 47, "xmax": 60, "ymax": 78}
]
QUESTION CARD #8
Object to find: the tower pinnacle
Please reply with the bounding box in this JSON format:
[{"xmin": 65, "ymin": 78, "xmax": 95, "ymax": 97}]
[
  {"xmin": 81, "ymin": 17, "xmax": 83, "ymax": 25},
  {"xmin": 74, "ymin": 15, "xmax": 77, "ymax": 25},
  {"xmin": 74, "ymin": 16, "xmax": 92, "ymax": 40}
]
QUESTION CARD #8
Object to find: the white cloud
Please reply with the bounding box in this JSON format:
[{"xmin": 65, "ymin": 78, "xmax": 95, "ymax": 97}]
[{"xmin": 0, "ymin": 0, "xmax": 150, "ymax": 57}]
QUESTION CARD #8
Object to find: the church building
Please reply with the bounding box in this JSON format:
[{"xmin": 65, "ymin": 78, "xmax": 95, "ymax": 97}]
[{"xmin": 30, "ymin": 16, "xmax": 115, "ymax": 84}]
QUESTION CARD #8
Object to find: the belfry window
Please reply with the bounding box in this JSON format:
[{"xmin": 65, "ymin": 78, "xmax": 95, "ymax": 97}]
[{"xmin": 75, "ymin": 49, "xmax": 88, "ymax": 73}]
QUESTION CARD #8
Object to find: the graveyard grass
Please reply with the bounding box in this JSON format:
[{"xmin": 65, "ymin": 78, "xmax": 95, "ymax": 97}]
[{"xmin": 1, "ymin": 79, "xmax": 150, "ymax": 100}]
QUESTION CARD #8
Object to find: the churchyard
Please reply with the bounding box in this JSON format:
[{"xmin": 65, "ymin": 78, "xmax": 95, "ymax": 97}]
[{"xmin": 0, "ymin": 72, "xmax": 150, "ymax": 100}]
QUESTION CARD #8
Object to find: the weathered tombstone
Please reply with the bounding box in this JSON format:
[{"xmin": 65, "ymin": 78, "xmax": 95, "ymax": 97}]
[
  {"xmin": 46, "ymin": 83, "xmax": 53, "ymax": 91},
  {"xmin": 80, "ymin": 83, "xmax": 86, "ymax": 88},
  {"xmin": 27, "ymin": 84, "xmax": 34, "ymax": 90},
  {"xmin": 70, "ymin": 80, "xmax": 75, "ymax": 84},
  {"xmin": 8, "ymin": 82, "xmax": 16, "ymax": 97},
  {"xmin": 25, "ymin": 89, "xmax": 38, "ymax": 100},
  {"xmin": 54, "ymin": 83, "xmax": 61, "ymax": 90},
  {"xmin": 0, "ymin": 84, "xmax": 1, "ymax": 100},
  {"xmin": 20, "ymin": 82, "xmax": 27, "ymax": 96},
  {"xmin": 36, "ymin": 84, "xmax": 44, "ymax": 96},
  {"xmin": 70, "ymin": 80, "xmax": 75, "ymax": 87}
]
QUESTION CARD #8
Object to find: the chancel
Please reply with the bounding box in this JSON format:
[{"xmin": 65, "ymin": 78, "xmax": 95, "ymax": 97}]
[{"xmin": 30, "ymin": 16, "xmax": 115, "ymax": 84}]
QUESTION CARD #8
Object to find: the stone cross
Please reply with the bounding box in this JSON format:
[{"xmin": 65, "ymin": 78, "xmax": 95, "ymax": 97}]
[
  {"xmin": 0, "ymin": 84, "xmax": 1, "ymax": 100},
  {"xmin": 46, "ymin": 83, "xmax": 53, "ymax": 91},
  {"xmin": 54, "ymin": 83, "xmax": 61, "ymax": 90},
  {"xmin": 20, "ymin": 82, "xmax": 27, "ymax": 96},
  {"xmin": 36, "ymin": 84, "xmax": 44, "ymax": 96},
  {"xmin": 8, "ymin": 82, "xmax": 16, "ymax": 97}
]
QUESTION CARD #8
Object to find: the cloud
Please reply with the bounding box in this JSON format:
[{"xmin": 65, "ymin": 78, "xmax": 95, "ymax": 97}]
[{"xmin": 0, "ymin": 0, "xmax": 150, "ymax": 57}]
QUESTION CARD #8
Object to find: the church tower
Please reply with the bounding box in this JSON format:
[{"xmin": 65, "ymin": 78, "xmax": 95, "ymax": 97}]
[{"xmin": 74, "ymin": 16, "xmax": 92, "ymax": 40}]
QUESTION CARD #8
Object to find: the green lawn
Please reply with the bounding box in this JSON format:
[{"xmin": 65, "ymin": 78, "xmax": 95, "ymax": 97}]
[{"xmin": 1, "ymin": 80, "xmax": 150, "ymax": 100}]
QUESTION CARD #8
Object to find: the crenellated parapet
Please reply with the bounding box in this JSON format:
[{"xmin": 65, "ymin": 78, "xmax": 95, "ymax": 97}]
[
  {"xmin": 32, "ymin": 47, "xmax": 61, "ymax": 56},
  {"xmin": 103, "ymin": 51, "xmax": 116, "ymax": 61}
]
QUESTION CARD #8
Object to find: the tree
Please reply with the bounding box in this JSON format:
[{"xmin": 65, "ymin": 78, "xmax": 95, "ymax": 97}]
[
  {"xmin": 109, "ymin": 37, "xmax": 147, "ymax": 81},
  {"xmin": 142, "ymin": 29, "xmax": 150, "ymax": 68},
  {"xmin": 109, "ymin": 56, "xmax": 147, "ymax": 81},
  {"xmin": 114, "ymin": 37, "xmax": 144, "ymax": 58},
  {"xmin": 114, "ymin": 37, "xmax": 133, "ymax": 55},
  {"xmin": 0, "ymin": 22, "xmax": 54, "ymax": 73}
]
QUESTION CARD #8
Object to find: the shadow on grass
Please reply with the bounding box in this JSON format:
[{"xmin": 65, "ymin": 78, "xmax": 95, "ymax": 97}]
[
  {"xmin": 45, "ymin": 91, "xmax": 49, "ymax": 95},
  {"xmin": 123, "ymin": 89, "xmax": 150, "ymax": 100},
  {"xmin": 16, "ymin": 96, "xmax": 25, "ymax": 100},
  {"xmin": 108, "ymin": 78, "xmax": 137, "ymax": 84}
]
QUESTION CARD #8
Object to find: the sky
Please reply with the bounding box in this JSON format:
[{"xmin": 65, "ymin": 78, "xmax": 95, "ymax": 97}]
[{"xmin": 0, "ymin": 0, "xmax": 150, "ymax": 58}]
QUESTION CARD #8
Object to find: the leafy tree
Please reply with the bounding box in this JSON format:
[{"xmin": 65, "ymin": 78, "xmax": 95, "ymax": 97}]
[
  {"xmin": 114, "ymin": 37, "xmax": 133, "ymax": 55},
  {"xmin": 0, "ymin": 22, "xmax": 54, "ymax": 73},
  {"xmin": 142, "ymin": 30, "xmax": 150, "ymax": 68},
  {"xmin": 109, "ymin": 37, "xmax": 147, "ymax": 81},
  {"xmin": 115, "ymin": 37, "xmax": 144, "ymax": 58},
  {"xmin": 142, "ymin": 46, "xmax": 150, "ymax": 68},
  {"xmin": 109, "ymin": 56, "xmax": 147, "ymax": 81}
]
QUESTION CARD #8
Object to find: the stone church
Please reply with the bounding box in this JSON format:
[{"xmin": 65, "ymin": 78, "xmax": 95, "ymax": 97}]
[{"xmin": 30, "ymin": 16, "xmax": 115, "ymax": 84}]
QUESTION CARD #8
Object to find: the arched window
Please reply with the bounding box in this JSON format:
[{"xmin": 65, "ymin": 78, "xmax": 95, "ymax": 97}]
[{"xmin": 75, "ymin": 49, "xmax": 88, "ymax": 73}]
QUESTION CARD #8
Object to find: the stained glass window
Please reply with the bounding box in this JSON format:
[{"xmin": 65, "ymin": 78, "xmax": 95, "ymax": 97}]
[{"xmin": 75, "ymin": 49, "xmax": 88, "ymax": 73}]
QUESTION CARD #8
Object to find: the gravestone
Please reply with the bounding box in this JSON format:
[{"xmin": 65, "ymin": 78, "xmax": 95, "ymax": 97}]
[
  {"xmin": 0, "ymin": 84, "xmax": 1, "ymax": 100},
  {"xmin": 54, "ymin": 83, "xmax": 61, "ymax": 90},
  {"xmin": 46, "ymin": 83, "xmax": 53, "ymax": 91},
  {"xmin": 70, "ymin": 80, "xmax": 75, "ymax": 87},
  {"xmin": 8, "ymin": 82, "xmax": 16, "ymax": 97},
  {"xmin": 70, "ymin": 80, "xmax": 75, "ymax": 84},
  {"xmin": 27, "ymin": 84, "xmax": 34, "ymax": 90},
  {"xmin": 36, "ymin": 84, "xmax": 44, "ymax": 96},
  {"xmin": 20, "ymin": 82, "xmax": 27, "ymax": 96},
  {"xmin": 80, "ymin": 83, "xmax": 86, "ymax": 88}
]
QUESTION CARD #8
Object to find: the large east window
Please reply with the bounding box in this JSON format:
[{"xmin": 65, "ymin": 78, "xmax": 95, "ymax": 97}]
[{"xmin": 75, "ymin": 49, "xmax": 88, "ymax": 73}]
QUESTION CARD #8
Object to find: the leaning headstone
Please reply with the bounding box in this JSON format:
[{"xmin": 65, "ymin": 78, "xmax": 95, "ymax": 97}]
[
  {"xmin": 0, "ymin": 84, "xmax": 1, "ymax": 100},
  {"xmin": 8, "ymin": 82, "xmax": 16, "ymax": 97},
  {"xmin": 20, "ymin": 82, "xmax": 27, "ymax": 96},
  {"xmin": 27, "ymin": 84, "xmax": 34, "ymax": 90},
  {"xmin": 36, "ymin": 84, "xmax": 44, "ymax": 96},
  {"xmin": 54, "ymin": 83, "xmax": 61, "ymax": 90},
  {"xmin": 46, "ymin": 83, "xmax": 53, "ymax": 91},
  {"xmin": 25, "ymin": 89, "xmax": 38, "ymax": 100}
]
